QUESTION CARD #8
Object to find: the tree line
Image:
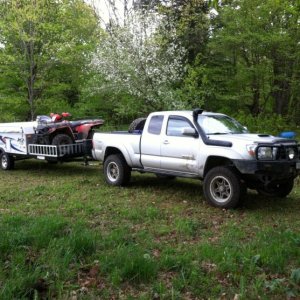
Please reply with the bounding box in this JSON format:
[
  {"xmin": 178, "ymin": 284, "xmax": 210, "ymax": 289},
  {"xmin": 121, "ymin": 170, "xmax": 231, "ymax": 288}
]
[{"xmin": 0, "ymin": 0, "xmax": 299, "ymax": 131}]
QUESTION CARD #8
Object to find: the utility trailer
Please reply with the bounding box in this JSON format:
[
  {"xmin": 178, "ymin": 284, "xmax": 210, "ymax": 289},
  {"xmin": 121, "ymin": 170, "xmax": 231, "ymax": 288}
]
[{"xmin": 0, "ymin": 120, "xmax": 94, "ymax": 170}]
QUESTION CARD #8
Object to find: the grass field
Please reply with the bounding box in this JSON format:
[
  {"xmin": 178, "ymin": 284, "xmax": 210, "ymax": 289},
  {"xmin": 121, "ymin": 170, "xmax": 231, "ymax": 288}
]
[{"xmin": 0, "ymin": 160, "xmax": 299, "ymax": 299}]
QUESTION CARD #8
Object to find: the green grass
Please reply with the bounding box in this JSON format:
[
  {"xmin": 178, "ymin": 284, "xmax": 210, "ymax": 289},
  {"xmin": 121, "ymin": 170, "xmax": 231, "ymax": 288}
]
[{"xmin": 0, "ymin": 160, "xmax": 299, "ymax": 299}]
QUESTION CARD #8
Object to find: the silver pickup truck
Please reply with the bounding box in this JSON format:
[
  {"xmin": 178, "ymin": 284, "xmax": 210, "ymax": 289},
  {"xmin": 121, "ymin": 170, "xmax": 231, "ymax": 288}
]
[{"xmin": 92, "ymin": 109, "xmax": 300, "ymax": 208}]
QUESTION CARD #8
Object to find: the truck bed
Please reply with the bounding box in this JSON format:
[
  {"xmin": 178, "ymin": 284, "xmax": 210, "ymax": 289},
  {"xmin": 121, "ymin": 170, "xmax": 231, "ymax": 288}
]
[{"xmin": 92, "ymin": 132, "xmax": 142, "ymax": 167}]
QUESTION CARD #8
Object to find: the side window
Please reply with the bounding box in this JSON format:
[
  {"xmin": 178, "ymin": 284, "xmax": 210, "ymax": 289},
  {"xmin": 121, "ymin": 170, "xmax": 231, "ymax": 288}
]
[
  {"xmin": 148, "ymin": 115, "xmax": 164, "ymax": 135},
  {"xmin": 167, "ymin": 117, "xmax": 194, "ymax": 137}
]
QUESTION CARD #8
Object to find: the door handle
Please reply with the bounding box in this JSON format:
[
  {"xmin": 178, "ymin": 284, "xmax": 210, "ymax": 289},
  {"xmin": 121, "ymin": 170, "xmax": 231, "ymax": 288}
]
[
  {"xmin": 163, "ymin": 140, "xmax": 169, "ymax": 144},
  {"xmin": 182, "ymin": 155, "xmax": 193, "ymax": 159}
]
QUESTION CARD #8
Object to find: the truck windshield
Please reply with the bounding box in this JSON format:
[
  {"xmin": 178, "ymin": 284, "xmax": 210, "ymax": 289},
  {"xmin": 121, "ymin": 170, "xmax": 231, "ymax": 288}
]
[{"xmin": 197, "ymin": 115, "xmax": 248, "ymax": 135}]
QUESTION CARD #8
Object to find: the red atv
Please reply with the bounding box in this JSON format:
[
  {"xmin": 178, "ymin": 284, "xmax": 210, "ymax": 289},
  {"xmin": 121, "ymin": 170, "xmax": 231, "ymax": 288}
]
[{"xmin": 34, "ymin": 112, "xmax": 104, "ymax": 146}]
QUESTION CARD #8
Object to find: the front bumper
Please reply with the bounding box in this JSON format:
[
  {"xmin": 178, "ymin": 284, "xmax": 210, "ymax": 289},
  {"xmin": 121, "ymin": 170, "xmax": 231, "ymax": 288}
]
[{"xmin": 233, "ymin": 159, "xmax": 300, "ymax": 179}]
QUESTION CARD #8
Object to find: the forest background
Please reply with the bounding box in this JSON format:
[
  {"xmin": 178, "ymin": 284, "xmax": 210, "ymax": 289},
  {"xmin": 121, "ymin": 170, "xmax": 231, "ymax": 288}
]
[{"xmin": 0, "ymin": 0, "xmax": 299, "ymax": 135}]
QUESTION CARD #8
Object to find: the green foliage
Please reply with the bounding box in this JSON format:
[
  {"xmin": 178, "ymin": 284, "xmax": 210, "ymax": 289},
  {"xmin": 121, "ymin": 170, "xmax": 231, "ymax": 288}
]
[
  {"xmin": 0, "ymin": 0, "xmax": 299, "ymax": 129},
  {"xmin": 157, "ymin": 0, "xmax": 209, "ymax": 63},
  {"xmin": 191, "ymin": 0, "xmax": 300, "ymax": 120},
  {"xmin": 235, "ymin": 112, "xmax": 297, "ymax": 136},
  {"xmin": 0, "ymin": 0, "xmax": 99, "ymax": 120}
]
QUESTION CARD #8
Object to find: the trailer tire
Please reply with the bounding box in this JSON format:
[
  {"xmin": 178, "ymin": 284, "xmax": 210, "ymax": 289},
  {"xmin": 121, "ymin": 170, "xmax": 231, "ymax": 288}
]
[
  {"xmin": 1, "ymin": 153, "xmax": 15, "ymax": 170},
  {"xmin": 128, "ymin": 118, "xmax": 146, "ymax": 133},
  {"xmin": 104, "ymin": 154, "xmax": 131, "ymax": 186},
  {"xmin": 51, "ymin": 134, "xmax": 73, "ymax": 146},
  {"xmin": 203, "ymin": 167, "xmax": 241, "ymax": 208}
]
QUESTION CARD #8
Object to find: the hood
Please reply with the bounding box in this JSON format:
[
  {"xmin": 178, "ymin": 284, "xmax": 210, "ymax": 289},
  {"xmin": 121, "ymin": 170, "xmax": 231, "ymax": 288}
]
[{"xmin": 207, "ymin": 133, "xmax": 296, "ymax": 145}]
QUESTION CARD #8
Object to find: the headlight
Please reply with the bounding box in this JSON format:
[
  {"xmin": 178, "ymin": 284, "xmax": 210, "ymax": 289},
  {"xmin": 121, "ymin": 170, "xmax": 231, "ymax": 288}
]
[{"xmin": 257, "ymin": 147, "xmax": 277, "ymax": 160}]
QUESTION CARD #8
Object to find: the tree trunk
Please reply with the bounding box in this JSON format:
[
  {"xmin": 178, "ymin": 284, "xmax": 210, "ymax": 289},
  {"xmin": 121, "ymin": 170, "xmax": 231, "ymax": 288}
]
[
  {"xmin": 250, "ymin": 78, "xmax": 260, "ymax": 116},
  {"xmin": 27, "ymin": 23, "xmax": 36, "ymax": 121},
  {"xmin": 272, "ymin": 57, "xmax": 292, "ymax": 116}
]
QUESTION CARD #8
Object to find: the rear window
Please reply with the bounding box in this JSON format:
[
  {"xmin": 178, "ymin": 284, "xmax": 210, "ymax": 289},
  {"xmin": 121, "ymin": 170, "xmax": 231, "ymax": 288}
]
[{"xmin": 148, "ymin": 115, "xmax": 164, "ymax": 135}]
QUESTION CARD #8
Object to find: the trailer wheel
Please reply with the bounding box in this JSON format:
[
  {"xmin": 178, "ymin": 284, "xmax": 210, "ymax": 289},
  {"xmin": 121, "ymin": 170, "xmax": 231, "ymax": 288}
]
[
  {"xmin": 128, "ymin": 118, "xmax": 146, "ymax": 133},
  {"xmin": 1, "ymin": 153, "xmax": 15, "ymax": 170},
  {"xmin": 51, "ymin": 134, "xmax": 73, "ymax": 145},
  {"xmin": 104, "ymin": 154, "xmax": 131, "ymax": 186},
  {"xmin": 203, "ymin": 167, "xmax": 241, "ymax": 208}
]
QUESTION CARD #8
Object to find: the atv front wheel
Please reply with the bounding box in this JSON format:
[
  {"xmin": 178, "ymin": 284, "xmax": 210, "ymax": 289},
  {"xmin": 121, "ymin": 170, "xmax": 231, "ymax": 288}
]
[{"xmin": 51, "ymin": 134, "xmax": 73, "ymax": 145}]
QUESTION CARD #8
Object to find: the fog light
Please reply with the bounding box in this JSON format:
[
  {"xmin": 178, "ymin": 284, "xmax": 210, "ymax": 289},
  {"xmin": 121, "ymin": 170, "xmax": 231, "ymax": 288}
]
[{"xmin": 288, "ymin": 148, "xmax": 295, "ymax": 160}]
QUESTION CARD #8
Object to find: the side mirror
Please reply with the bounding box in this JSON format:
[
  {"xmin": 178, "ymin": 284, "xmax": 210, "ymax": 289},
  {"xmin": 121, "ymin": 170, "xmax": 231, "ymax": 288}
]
[{"xmin": 181, "ymin": 127, "xmax": 198, "ymax": 137}]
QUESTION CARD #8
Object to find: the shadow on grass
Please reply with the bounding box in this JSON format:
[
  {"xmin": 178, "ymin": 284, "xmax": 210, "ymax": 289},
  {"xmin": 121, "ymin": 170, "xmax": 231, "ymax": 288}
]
[
  {"xmin": 12, "ymin": 159, "xmax": 100, "ymax": 177},
  {"xmin": 8, "ymin": 160, "xmax": 300, "ymax": 211},
  {"xmin": 130, "ymin": 173, "xmax": 300, "ymax": 211},
  {"xmin": 239, "ymin": 192, "xmax": 300, "ymax": 211},
  {"xmin": 129, "ymin": 173, "xmax": 204, "ymax": 202}
]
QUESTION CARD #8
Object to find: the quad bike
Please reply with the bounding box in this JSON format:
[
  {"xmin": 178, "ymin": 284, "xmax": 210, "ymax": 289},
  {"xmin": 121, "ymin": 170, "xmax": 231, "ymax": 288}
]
[{"xmin": 34, "ymin": 112, "xmax": 104, "ymax": 146}]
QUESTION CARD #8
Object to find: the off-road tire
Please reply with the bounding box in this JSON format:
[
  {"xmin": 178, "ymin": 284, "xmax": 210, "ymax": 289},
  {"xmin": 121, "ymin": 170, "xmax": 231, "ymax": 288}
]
[
  {"xmin": 203, "ymin": 167, "xmax": 241, "ymax": 208},
  {"xmin": 256, "ymin": 179, "xmax": 294, "ymax": 198},
  {"xmin": 1, "ymin": 152, "xmax": 15, "ymax": 170},
  {"xmin": 104, "ymin": 154, "xmax": 131, "ymax": 186},
  {"xmin": 51, "ymin": 134, "xmax": 73, "ymax": 146},
  {"xmin": 128, "ymin": 118, "xmax": 146, "ymax": 133}
]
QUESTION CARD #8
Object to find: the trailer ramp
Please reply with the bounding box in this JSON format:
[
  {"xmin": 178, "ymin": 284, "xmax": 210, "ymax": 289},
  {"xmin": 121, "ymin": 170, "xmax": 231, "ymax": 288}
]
[{"xmin": 28, "ymin": 141, "xmax": 91, "ymax": 159}]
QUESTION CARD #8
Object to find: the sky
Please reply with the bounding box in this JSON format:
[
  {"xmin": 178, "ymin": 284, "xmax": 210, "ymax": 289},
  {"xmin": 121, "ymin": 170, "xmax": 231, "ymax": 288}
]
[
  {"xmin": 86, "ymin": 0, "xmax": 218, "ymax": 27},
  {"xmin": 86, "ymin": 0, "xmax": 133, "ymax": 25}
]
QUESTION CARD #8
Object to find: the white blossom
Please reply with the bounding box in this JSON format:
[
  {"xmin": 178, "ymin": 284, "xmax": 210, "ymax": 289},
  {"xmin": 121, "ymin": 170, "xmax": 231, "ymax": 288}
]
[{"xmin": 92, "ymin": 10, "xmax": 187, "ymax": 111}]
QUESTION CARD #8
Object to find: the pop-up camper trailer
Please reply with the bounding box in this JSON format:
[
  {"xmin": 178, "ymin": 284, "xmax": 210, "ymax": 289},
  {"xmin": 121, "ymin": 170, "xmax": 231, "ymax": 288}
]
[{"xmin": 0, "ymin": 114, "xmax": 103, "ymax": 170}]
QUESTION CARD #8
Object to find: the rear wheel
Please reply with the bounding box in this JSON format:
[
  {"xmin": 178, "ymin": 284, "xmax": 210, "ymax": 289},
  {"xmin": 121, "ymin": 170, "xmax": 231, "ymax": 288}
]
[
  {"xmin": 51, "ymin": 134, "xmax": 73, "ymax": 145},
  {"xmin": 203, "ymin": 167, "xmax": 241, "ymax": 208},
  {"xmin": 104, "ymin": 154, "xmax": 131, "ymax": 186},
  {"xmin": 256, "ymin": 179, "xmax": 294, "ymax": 198},
  {"xmin": 1, "ymin": 152, "xmax": 15, "ymax": 170},
  {"xmin": 52, "ymin": 134, "xmax": 73, "ymax": 156}
]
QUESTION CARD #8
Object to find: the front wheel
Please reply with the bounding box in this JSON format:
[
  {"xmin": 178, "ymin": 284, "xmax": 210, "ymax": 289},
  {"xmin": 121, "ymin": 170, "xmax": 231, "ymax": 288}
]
[
  {"xmin": 256, "ymin": 179, "xmax": 294, "ymax": 198},
  {"xmin": 51, "ymin": 134, "xmax": 73, "ymax": 146},
  {"xmin": 203, "ymin": 167, "xmax": 241, "ymax": 208},
  {"xmin": 1, "ymin": 152, "xmax": 15, "ymax": 170},
  {"xmin": 103, "ymin": 154, "xmax": 131, "ymax": 186}
]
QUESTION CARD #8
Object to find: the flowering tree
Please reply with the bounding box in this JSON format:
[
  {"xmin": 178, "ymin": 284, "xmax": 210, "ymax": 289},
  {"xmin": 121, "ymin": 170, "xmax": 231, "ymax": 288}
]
[{"xmin": 92, "ymin": 10, "xmax": 186, "ymax": 115}]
